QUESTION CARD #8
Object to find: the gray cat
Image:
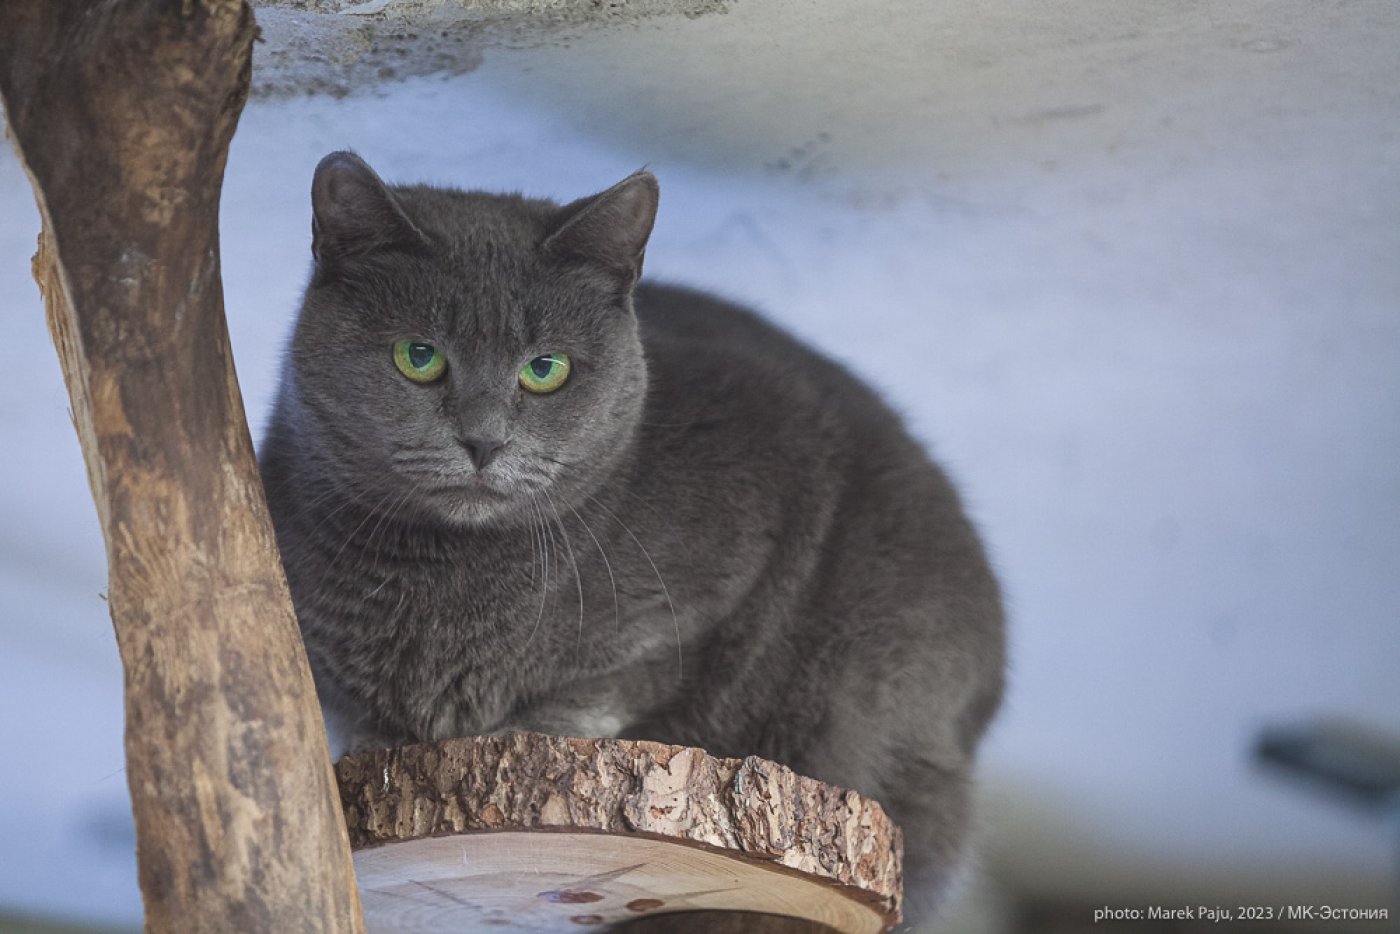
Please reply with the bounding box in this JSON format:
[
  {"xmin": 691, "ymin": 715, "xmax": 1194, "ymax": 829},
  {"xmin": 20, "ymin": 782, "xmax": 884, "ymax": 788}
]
[{"xmin": 259, "ymin": 151, "xmax": 1005, "ymax": 923}]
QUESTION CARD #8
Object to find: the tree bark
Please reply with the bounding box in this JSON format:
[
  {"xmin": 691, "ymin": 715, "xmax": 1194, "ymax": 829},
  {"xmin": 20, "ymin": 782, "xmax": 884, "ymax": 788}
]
[
  {"xmin": 338, "ymin": 734, "xmax": 903, "ymax": 932},
  {"xmin": 0, "ymin": 3, "xmax": 365, "ymax": 930}
]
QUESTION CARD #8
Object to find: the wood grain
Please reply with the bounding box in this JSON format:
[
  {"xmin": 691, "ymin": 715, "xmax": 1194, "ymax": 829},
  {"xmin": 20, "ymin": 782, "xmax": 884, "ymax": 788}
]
[
  {"xmin": 338, "ymin": 734, "xmax": 903, "ymax": 932},
  {"xmin": 0, "ymin": 3, "xmax": 364, "ymax": 930}
]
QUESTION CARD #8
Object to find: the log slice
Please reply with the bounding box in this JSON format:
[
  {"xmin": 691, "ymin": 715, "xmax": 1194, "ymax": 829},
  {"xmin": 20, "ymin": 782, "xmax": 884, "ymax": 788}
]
[{"xmin": 336, "ymin": 733, "xmax": 903, "ymax": 932}]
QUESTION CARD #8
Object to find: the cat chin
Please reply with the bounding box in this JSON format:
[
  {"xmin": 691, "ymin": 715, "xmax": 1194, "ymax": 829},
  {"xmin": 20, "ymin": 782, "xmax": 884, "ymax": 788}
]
[{"xmin": 425, "ymin": 485, "xmax": 531, "ymax": 528}]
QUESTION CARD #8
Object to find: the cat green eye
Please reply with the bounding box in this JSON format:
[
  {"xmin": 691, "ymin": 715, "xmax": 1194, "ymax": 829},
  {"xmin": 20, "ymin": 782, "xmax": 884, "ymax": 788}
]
[
  {"xmin": 519, "ymin": 354, "xmax": 571, "ymax": 394},
  {"xmin": 393, "ymin": 340, "xmax": 447, "ymax": 383}
]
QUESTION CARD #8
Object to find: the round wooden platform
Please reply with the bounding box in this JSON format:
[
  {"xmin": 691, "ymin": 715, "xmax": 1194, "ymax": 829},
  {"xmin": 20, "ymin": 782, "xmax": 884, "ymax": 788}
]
[{"xmin": 336, "ymin": 733, "xmax": 903, "ymax": 932}]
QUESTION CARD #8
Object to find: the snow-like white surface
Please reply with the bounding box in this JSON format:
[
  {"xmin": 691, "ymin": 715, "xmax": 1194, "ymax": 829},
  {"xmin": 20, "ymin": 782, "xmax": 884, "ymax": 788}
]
[{"xmin": 2, "ymin": 2, "xmax": 1399, "ymax": 925}]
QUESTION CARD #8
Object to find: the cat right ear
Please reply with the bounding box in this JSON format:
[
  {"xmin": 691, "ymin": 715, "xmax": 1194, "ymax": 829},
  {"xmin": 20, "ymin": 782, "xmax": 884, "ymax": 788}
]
[
  {"xmin": 311, "ymin": 151, "xmax": 428, "ymax": 269},
  {"xmin": 544, "ymin": 171, "xmax": 659, "ymax": 290}
]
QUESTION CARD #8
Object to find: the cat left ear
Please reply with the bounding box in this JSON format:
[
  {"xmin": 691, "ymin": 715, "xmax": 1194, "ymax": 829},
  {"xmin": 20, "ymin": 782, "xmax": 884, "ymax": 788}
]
[
  {"xmin": 544, "ymin": 171, "xmax": 659, "ymax": 289},
  {"xmin": 311, "ymin": 151, "xmax": 428, "ymax": 268}
]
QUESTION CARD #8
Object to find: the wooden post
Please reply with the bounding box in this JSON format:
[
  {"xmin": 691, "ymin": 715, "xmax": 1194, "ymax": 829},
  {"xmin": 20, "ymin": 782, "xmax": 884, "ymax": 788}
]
[{"xmin": 0, "ymin": 3, "xmax": 365, "ymax": 930}]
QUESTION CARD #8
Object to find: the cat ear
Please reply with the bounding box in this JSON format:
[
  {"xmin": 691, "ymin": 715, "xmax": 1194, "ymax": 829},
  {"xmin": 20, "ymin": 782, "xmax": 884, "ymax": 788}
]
[
  {"xmin": 544, "ymin": 171, "xmax": 659, "ymax": 288},
  {"xmin": 311, "ymin": 151, "xmax": 428, "ymax": 267}
]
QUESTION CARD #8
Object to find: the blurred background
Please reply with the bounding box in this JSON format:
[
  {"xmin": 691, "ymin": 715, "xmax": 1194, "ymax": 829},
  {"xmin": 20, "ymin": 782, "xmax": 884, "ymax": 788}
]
[{"xmin": 1, "ymin": 1, "xmax": 1397, "ymax": 931}]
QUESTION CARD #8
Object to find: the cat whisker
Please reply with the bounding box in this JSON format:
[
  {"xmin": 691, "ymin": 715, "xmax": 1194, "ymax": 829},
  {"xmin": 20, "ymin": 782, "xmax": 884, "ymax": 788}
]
[
  {"xmin": 526, "ymin": 495, "xmax": 539, "ymax": 589},
  {"xmin": 294, "ymin": 482, "xmax": 407, "ymax": 626},
  {"xmin": 620, "ymin": 488, "xmax": 701, "ymax": 573},
  {"xmin": 364, "ymin": 484, "xmax": 414, "ymax": 553},
  {"xmin": 523, "ymin": 496, "xmax": 552, "ymax": 651},
  {"xmin": 361, "ymin": 481, "xmax": 422, "ymax": 598},
  {"xmin": 585, "ymin": 494, "xmax": 682, "ymax": 682},
  {"xmin": 566, "ymin": 499, "xmax": 621, "ymax": 634},
  {"xmin": 542, "ymin": 489, "xmax": 585, "ymax": 653},
  {"xmin": 296, "ymin": 482, "xmax": 356, "ymax": 516},
  {"xmin": 295, "ymin": 473, "xmax": 377, "ymax": 535},
  {"xmin": 313, "ymin": 482, "xmax": 403, "ymax": 590}
]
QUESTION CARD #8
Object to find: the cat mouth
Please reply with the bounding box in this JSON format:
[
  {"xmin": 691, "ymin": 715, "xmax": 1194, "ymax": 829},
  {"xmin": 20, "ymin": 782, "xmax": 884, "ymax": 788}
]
[
  {"xmin": 426, "ymin": 477, "xmax": 522, "ymax": 524},
  {"xmin": 428, "ymin": 478, "xmax": 506, "ymax": 501},
  {"xmin": 436, "ymin": 487, "xmax": 509, "ymax": 501}
]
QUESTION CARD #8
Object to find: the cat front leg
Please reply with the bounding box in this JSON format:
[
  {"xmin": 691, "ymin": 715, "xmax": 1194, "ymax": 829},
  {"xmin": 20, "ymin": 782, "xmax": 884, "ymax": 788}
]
[
  {"xmin": 490, "ymin": 704, "xmax": 630, "ymax": 739},
  {"xmin": 491, "ymin": 680, "xmax": 648, "ymax": 740}
]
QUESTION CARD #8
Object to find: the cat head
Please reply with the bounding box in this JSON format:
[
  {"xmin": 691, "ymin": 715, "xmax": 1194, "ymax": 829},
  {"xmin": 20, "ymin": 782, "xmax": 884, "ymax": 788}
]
[{"xmin": 282, "ymin": 151, "xmax": 658, "ymax": 527}]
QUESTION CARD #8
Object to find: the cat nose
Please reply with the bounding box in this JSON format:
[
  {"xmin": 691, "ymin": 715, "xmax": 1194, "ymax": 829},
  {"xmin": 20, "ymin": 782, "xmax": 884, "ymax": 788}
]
[{"xmin": 458, "ymin": 435, "xmax": 507, "ymax": 471}]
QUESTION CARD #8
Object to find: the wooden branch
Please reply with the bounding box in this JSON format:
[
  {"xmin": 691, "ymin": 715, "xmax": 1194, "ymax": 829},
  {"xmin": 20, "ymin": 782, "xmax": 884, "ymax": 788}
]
[
  {"xmin": 0, "ymin": 3, "xmax": 364, "ymax": 930},
  {"xmin": 337, "ymin": 734, "xmax": 903, "ymax": 932}
]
